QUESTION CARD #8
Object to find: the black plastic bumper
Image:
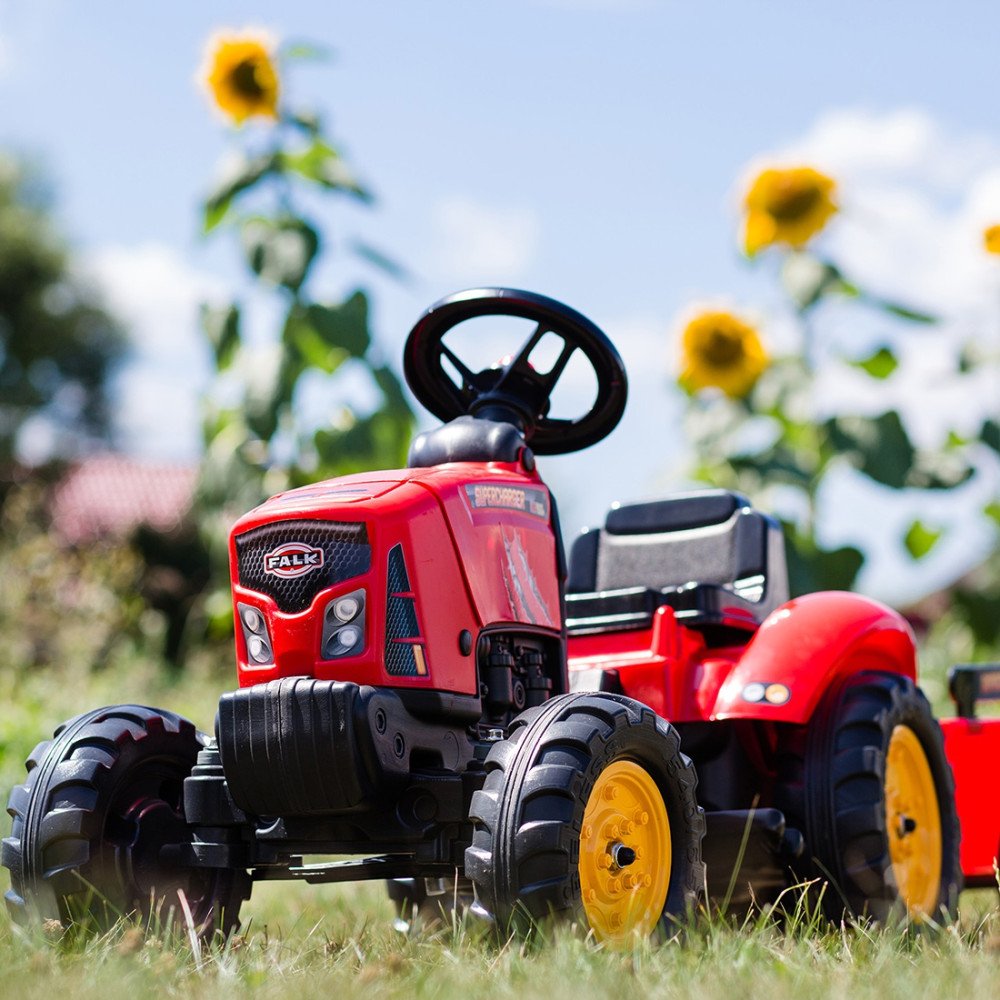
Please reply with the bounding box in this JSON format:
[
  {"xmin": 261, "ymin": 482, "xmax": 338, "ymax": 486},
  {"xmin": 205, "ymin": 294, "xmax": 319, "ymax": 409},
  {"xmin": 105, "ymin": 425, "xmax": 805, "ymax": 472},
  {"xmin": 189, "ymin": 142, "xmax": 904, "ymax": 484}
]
[{"xmin": 212, "ymin": 677, "xmax": 475, "ymax": 818}]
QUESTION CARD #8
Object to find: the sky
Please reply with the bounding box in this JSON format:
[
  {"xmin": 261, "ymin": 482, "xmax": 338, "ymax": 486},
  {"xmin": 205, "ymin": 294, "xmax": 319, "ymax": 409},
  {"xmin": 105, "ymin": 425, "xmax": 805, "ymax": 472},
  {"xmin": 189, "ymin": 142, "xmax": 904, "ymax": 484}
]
[{"xmin": 1, "ymin": 0, "xmax": 999, "ymax": 604}]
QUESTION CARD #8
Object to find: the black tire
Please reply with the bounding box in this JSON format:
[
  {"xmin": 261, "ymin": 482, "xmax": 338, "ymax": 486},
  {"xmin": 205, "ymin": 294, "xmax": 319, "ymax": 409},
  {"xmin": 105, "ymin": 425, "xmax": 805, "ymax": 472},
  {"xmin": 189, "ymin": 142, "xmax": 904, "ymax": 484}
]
[
  {"xmin": 2, "ymin": 705, "xmax": 250, "ymax": 938},
  {"xmin": 385, "ymin": 876, "xmax": 475, "ymax": 930},
  {"xmin": 775, "ymin": 671, "xmax": 961, "ymax": 922},
  {"xmin": 465, "ymin": 693, "xmax": 704, "ymax": 941}
]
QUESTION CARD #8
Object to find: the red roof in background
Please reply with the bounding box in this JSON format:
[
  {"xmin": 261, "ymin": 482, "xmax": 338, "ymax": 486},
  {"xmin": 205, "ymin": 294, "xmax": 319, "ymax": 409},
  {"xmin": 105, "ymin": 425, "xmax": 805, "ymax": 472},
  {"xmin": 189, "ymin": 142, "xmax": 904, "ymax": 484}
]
[{"xmin": 50, "ymin": 454, "xmax": 197, "ymax": 544}]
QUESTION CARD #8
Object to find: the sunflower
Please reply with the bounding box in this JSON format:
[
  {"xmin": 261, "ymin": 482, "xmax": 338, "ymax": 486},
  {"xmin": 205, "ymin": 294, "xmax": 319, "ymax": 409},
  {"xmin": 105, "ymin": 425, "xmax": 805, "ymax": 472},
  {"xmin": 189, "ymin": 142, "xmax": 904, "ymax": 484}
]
[
  {"xmin": 743, "ymin": 166, "xmax": 837, "ymax": 257},
  {"xmin": 201, "ymin": 31, "xmax": 280, "ymax": 124},
  {"xmin": 679, "ymin": 310, "xmax": 769, "ymax": 399},
  {"xmin": 983, "ymin": 224, "xmax": 1000, "ymax": 255}
]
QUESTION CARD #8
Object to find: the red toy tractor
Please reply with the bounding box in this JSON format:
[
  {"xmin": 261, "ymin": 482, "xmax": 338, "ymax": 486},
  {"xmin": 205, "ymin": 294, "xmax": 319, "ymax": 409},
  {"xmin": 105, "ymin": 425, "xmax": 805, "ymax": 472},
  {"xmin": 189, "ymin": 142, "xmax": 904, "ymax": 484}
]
[{"xmin": 4, "ymin": 288, "xmax": 999, "ymax": 944}]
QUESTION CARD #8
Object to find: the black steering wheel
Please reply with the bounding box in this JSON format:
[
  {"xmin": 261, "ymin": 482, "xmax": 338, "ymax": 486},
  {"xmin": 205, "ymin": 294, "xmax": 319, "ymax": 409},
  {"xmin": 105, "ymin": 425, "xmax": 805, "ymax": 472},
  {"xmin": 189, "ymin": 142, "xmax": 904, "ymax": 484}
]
[{"xmin": 403, "ymin": 288, "xmax": 628, "ymax": 456}]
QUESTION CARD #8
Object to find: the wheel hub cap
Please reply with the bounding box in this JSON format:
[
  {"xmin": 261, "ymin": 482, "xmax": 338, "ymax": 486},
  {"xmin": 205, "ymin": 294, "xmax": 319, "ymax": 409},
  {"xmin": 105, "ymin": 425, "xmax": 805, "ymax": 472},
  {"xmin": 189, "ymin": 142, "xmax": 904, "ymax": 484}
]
[
  {"xmin": 884, "ymin": 724, "xmax": 942, "ymax": 917},
  {"xmin": 578, "ymin": 760, "xmax": 671, "ymax": 943}
]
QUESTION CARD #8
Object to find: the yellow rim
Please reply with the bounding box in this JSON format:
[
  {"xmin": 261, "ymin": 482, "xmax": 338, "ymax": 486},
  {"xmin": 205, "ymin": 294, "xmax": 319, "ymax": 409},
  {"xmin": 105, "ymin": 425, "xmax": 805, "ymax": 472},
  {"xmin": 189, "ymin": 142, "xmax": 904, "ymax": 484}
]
[
  {"xmin": 884, "ymin": 724, "xmax": 942, "ymax": 917},
  {"xmin": 578, "ymin": 760, "xmax": 671, "ymax": 943}
]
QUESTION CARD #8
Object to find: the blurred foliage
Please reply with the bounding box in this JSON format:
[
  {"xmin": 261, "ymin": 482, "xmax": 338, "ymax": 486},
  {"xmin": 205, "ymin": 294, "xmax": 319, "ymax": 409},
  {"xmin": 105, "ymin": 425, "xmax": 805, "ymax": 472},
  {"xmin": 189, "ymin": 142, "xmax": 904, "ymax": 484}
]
[
  {"xmin": 0, "ymin": 483, "xmax": 153, "ymax": 677},
  {"xmin": 190, "ymin": 34, "xmax": 414, "ymax": 634},
  {"xmin": 678, "ymin": 165, "xmax": 1000, "ymax": 654},
  {"xmin": 0, "ymin": 156, "xmax": 123, "ymax": 466}
]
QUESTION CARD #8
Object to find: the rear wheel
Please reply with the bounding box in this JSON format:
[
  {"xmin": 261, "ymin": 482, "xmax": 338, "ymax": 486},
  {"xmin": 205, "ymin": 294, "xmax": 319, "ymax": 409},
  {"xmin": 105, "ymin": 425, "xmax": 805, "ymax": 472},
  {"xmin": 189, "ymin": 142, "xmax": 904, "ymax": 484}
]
[
  {"xmin": 775, "ymin": 672, "xmax": 960, "ymax": 922},
  {"xmin": 465, "ymin": 693, "xmax": 704, "ymax": 943},
  {"xmin": 2, "ymin": 705, "xmax": 250, "ymax": 938}
]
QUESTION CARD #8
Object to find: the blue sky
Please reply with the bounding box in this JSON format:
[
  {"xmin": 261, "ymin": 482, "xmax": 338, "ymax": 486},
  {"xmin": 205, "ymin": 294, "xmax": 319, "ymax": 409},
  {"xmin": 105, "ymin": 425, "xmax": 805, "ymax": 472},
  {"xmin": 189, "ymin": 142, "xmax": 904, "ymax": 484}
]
[{"xmin": 1, "ymin": 0, "xmax": 998, "ymax": 602}]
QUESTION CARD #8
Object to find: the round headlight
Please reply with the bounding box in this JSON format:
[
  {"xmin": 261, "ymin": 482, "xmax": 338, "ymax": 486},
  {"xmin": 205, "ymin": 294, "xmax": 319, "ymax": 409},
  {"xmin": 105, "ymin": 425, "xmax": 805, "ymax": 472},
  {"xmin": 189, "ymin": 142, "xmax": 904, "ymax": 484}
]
[
  {"xmin": 338, "ymin": 626, "xmax": 361, "ymax": 649},
  {"xmin": 242, "ymin": 607, "xmax": 264, "ymax": 633},
  {"xmin": 333, "ymin": 597, "xmax": 360, "ymax": 622},
  {"xmin": 248, "ymin": 636, "xmax": 271, "ymax": 663}
]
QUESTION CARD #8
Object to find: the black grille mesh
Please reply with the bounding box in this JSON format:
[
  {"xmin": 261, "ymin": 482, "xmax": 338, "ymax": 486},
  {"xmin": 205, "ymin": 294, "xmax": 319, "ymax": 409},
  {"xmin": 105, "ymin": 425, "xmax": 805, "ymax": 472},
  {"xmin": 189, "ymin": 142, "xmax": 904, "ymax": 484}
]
[
  {"xmin": 235, "ymin": 520, "xmax": 371, "ymax": 613},
  {"xmin": 385, "ymin": 544, "xmax": 423, "ymax": 676}
]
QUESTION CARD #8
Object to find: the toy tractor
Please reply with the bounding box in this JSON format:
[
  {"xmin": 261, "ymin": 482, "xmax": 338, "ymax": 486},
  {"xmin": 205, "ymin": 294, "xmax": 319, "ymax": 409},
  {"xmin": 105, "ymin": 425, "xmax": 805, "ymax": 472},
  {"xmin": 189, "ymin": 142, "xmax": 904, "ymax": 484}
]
[{"xmin": 3, "ymin": 288, "xmax": 994, "ymax": 945}]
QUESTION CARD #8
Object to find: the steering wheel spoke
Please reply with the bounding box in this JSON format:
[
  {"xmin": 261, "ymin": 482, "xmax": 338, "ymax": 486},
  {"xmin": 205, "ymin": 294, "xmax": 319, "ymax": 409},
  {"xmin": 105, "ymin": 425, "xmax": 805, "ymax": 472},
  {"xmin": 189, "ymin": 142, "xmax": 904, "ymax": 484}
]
[
  {"xmin": 439, "ymin": 340, "xmax": 479, "ymax": 389},
  {"xmin": 403, "ymin": 288, "xmax": 627, "ymax": 455}
]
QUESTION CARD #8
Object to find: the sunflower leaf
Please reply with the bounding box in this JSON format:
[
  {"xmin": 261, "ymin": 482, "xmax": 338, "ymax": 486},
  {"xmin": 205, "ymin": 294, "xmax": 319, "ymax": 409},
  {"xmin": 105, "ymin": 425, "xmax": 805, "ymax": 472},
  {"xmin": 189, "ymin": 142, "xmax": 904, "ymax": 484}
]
[
  {"xmin": 350, "ymin": 239, "xmax": 412, "ymax": 283},
  {"xmin": 203, "ymin": 154, "xmax": 278, "ymax": 233},
  {"xmin": 852, "ymin": 346, "xmax": 898, "ymax": 380},
  {"xmin": 904, "ymin": 520, "xmax": 942, "ymax": 560},
  {"xmin": 200, "ymin": 303, "xmax": 241, "ymax": 371},
  {"xmin": 280, "ymin": 41, "xmax": 334, "ymax": 62},
  {"xmin": 982, "ymin": 418, "xmax": 1000, "ymax": 455},
  {"xmin": 240, "ymin": 216, "xmax": 320, "ymax": 292},
  {"xmin": 871, "ymin": 298, "xmax": 938, "ymax": 324},
  {"xmin": 826, "ymin": 411, "xmax": 915, "ymax": 489},
  {"xmin": 280, "ymin": 141, "xmax": 373, "ymax": 202},
  {"xmin": 303, "ymin": 293, "xmax": 372, "ymax": 359}
]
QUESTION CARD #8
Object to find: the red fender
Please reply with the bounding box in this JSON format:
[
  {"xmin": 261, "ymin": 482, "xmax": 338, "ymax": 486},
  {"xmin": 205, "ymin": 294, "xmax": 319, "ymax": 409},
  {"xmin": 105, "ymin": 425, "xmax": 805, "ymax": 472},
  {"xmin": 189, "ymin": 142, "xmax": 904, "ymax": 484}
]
[{"xmin": 712, "ymin": 591, "xmax": 917, "ymax": 724}]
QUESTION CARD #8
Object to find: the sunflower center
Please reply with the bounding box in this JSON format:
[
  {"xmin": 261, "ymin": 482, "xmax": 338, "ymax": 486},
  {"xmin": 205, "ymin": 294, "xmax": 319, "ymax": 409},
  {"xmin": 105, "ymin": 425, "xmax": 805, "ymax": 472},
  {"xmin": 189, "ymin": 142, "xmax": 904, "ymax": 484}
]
[
  {"xmin": 766, "ymin": 181, "xmax": 822, "ymax": 222},
  {"xmin": 699, "ymin": 329, "xmax": 745, "ymax": 367},
  {"xmin": 230, "ymin": 59, "xmax": 266, "ymax": 100}
]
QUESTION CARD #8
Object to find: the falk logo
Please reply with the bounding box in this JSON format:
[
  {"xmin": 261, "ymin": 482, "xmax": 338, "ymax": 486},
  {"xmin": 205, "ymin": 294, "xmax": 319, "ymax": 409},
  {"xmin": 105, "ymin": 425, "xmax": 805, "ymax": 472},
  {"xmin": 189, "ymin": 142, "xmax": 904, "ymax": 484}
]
[{"xmin": 264, "ymin": 542, "xmax": 325, "ymax": 579}]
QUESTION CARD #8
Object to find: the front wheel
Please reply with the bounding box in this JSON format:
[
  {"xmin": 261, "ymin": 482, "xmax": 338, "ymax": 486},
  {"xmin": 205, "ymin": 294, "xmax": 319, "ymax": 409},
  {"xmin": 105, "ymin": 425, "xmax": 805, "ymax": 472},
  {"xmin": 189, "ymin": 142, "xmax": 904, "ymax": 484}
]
[
  {"xmin": 775, "ymin": 672, "xmax": 961, "ymax": 922},
  {"xmin": 465, "ymin": 693, "xmax": 704, "ymax": 943},
  {"xmin": 3, "ymin": 705, "xmax": 250, "ymax": 938}
]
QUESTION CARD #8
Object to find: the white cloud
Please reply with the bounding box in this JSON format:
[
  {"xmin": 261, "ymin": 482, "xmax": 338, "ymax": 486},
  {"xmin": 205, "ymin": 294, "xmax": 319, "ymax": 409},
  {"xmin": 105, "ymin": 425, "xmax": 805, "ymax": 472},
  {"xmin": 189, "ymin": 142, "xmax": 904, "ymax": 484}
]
[
  {"xmin": 85, "ymin": 243, "xmax": 221, "ymax": 462},
  {"xmin": 430, "ymin": 196, "xmax": 540, "ymax": 283}
]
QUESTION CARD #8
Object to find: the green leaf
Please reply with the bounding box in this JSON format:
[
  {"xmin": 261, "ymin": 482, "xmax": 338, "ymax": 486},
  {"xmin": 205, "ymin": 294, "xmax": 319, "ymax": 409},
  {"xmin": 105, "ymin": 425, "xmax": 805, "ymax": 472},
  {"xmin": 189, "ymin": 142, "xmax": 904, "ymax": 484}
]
[
  {"xmin": 203, "ymin": 154, "xmax": 277, "ymax": 233},
  {"xmin": 350, "ymin": 239, "xmax": 411, "ymax": 283},
  {"xmin": 904, "ymin": 520, "xmax": 942, "ymax": 559},
  {"xmin": 783, "ymin": 527, "xmax": 864, "ymax": 596},
  {"xmin": 243, "ymin": 348, "xmax": 303, "ymax": 441},
  {"xmin": 870, "ymin": 298, "xmax": 938, "ymax": 324},
  {"xmin": 852, "ymin": 346, "xmax": 898, "ymax": 380},
  {"xmin": 280, "ymin": 140, "xmax": 373, "ymax": 201},
  {"xmin": 200, "ymin": 303, "xmax": 240, "ymax": 371},
  {"xmin": 985, "ymin": 500, "xmax": 1000, "ymax": 526},
  {"xmin": 280, "ymin": 41, "xmax": 333, "ymax": 61},
  {"xmin": 372, "ymin": 364, "xmax": 415, "ymax": 420},
  {"xmin": 241, "ymin": 216, "xmax": 320, "ymax": 292},
  {"xmin": 304, "ymin": 293, "xmax": 372, "ymax": 358},
  {"xmin": 827, "ymin": 411, "xmax": 915, "ymax": 490},
  {"xmin": 780, "ymin": 253, "xmax": 834, "ymax": 310},
  {"xmin": 982, "ymin": 418, "xmax": 1000, "ymax": 456},
  {"xmin": 952, "ymin": 586, "xmax": 1000, "ymax": 649}
]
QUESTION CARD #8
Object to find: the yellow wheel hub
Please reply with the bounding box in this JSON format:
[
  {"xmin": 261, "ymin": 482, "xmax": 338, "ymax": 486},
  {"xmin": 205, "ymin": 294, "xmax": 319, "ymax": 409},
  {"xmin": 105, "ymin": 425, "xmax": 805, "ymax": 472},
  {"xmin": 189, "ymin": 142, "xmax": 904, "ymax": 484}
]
[
  {"xmin": 884, "ymin": 724, "xmax": 942, "ymax": 917},
  {"xmin": 578, "ymin": 760, "xmax": 671, "ymax": 943}
]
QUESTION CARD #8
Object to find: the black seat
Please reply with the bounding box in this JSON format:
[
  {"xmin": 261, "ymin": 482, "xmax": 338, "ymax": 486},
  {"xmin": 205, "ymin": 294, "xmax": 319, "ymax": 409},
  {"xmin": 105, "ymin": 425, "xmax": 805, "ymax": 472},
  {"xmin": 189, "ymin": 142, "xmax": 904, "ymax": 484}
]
[{"xmin": 566, "ymin": 489, "xmax": 789, "ymax": 638}]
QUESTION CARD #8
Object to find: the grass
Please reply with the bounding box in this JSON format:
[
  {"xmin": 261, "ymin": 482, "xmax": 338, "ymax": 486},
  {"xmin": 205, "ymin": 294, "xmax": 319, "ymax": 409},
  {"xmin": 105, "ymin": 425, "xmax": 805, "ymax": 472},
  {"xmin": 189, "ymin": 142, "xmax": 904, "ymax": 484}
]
[
  {"xmin": 4, "ymin": 657, "xmax": 1000, "ymax": 998},
  {"xmin": 3, "ymin": 882, "xmax": 1000, "ymax": 1000}
]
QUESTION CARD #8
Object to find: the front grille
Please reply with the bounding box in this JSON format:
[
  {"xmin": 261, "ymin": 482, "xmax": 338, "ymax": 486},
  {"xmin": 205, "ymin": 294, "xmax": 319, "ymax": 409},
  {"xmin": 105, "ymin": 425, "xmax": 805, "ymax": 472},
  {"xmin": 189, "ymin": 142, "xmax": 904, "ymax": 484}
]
[{"xmin": 235, "ymin": 520, "xmax": 371, "ymax": 613}]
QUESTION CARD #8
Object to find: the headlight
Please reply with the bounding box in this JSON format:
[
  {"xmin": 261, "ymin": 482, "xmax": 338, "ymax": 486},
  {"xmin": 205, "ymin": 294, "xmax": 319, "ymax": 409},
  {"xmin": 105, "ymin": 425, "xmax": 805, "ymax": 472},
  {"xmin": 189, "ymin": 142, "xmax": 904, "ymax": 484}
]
[
  {"xmin": 322, "ymin": 588, "xmax": 366, "ymax": 659},
  {"xmin": 237, "ymin": 601, "xmax": 273, "ymax": 666}
]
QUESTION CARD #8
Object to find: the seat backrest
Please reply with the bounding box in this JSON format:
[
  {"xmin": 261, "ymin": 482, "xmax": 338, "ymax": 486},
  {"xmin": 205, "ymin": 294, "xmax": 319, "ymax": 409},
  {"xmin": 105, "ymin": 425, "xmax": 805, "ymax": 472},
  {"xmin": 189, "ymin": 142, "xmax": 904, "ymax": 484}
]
[{"xmin": 567, "ymin": 489, "xmax": 789, "ymax": 619}]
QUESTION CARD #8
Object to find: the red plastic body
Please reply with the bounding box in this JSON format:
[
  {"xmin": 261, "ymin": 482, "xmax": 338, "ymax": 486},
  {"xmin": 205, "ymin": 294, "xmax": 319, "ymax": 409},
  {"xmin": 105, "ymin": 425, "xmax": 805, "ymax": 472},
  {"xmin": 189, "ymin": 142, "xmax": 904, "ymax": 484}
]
[
  {"xmin": 230, "ymin": 455, "xmax": 999, "ymax": 884},
  {"xmin": 940, "ymin": 717, "xmax": 1000, "ymax": 884},
  {"xmin": 567, "ymin": 591, "xmax": 916, "ymax": 725},
  {"xmin": 229, "ymin": 461, "xmax": 560, "ymax": 694}
]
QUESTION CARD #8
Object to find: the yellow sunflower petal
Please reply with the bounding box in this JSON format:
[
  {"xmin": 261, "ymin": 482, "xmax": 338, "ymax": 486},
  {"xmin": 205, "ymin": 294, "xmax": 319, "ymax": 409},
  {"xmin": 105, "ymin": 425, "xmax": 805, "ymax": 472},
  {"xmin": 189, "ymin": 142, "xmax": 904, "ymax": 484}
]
[
  {"xmin": 740, "ymin": 165, "xmax": 837, "ymax": 254},
  {"xmin": 984, "ymin": 224, "xmax": 1000, "ymax": 255},
  {"xmin": 744, "ymin": 211, "xmax": 777, "ymax": 257},
  {"xmin": 201, "ymin": 32, "xmax": 280, "ymax": 125},
  {"xmin": 678, "ymin": 310, "xmax": 769, "ymax": 398}
]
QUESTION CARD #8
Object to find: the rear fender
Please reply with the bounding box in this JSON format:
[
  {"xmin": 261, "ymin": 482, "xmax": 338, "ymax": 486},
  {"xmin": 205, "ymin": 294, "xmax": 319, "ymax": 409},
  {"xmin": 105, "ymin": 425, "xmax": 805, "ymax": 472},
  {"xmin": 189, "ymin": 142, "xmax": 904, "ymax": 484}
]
[{"xmin": 712, "ymin": 591, "xmax": 916, "ymax": 724}]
